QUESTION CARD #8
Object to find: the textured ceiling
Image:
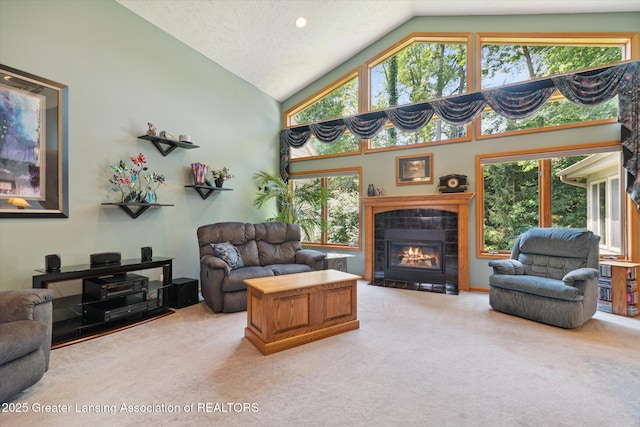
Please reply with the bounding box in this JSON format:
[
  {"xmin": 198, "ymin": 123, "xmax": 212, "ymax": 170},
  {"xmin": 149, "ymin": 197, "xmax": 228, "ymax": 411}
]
[{"xmin": 116, "ymin": 0, "xmax": 640, "ymax": 102}]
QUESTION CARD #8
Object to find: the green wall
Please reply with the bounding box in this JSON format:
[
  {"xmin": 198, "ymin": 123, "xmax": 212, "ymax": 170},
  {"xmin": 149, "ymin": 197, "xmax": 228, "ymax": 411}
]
[
  {"xmin": 282, "ymin": 13, "xmax": 640, "ymax": 287},
  {"xmin": 0, "ymin": 0, "xmax": 280, "ymax": 290}
]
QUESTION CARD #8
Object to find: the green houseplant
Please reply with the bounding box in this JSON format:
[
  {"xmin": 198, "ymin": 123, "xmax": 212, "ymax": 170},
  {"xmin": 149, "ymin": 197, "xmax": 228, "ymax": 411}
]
[{"xmin": 253, "ymin": 170, "xmax": 327, "ymax": 240}]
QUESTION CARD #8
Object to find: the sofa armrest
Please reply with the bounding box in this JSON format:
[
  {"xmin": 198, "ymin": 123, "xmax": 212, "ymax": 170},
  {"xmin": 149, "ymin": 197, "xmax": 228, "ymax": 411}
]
[
  {"xmin": 200, "ymin": 255, "xmax": 230, "ymax": 313},
  {"xmin": 201, "ymin": 254, "xmax": 231, "ymax": 273},
  {"xmin": 0, "ymin": 289, "xmax": 54, "ymax": 370},
  {"xmin": 562, "ymin": 268, "xmax": 598, "ymax": 287},
  {"xmin": 488, "ymin": 259, "xmax": 524, "ymax": 275},
  {"xmin": 0, "ymin": 289, "xmax": 54, "ymax": 324},
  {"xmin": 296, "ymin": 249, "xmax": 326, "ymax": 270}
]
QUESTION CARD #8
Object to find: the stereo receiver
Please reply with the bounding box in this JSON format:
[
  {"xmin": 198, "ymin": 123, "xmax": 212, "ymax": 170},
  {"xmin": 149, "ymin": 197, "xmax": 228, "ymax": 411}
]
[{"xmin": 83, "ymin": 273, "xmax": 149, "ymax": 301}]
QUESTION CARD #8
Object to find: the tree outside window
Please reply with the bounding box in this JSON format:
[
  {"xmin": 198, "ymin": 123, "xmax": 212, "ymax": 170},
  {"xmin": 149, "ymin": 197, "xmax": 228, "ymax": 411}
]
[
  {"xmin": 290, "ymin": 170, "xmax": 360, "ymax": 248},
  {"xmin": 479, "ymin": 35, "xmax": 631, "ymax": 136},
  {"xmin": 479, "ymin": 147, "xmax": 623, "ymax": 256}
]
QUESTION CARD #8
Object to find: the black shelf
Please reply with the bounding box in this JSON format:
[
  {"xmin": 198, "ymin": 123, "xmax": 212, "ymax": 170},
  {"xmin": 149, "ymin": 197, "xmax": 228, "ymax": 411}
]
[
  {"xmin": 138, "ymin": 134, "xmax": 199, "ymax": 156},
  {"xmin": 184, "ymin": 179, "xmax": 233, "ymax": 200},
  {"xmin": 35, "ymin": 258, "xmax": 174, "ymax": 348},
  {"xmin": 101, "ymin": 202, "xmax": 174, "ymax": 219}
]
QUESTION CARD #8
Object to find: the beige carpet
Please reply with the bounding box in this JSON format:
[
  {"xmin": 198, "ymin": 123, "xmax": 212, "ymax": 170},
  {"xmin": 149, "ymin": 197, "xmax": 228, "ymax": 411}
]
[{"xmin": 3, "ymin": 282, "xmax": 640, "ymax": 427}]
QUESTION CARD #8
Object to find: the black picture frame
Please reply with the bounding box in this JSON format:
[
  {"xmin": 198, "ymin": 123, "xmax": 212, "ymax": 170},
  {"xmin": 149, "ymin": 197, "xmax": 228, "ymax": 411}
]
[
  {"xmin": 0, "ymin": 64, "xmax": 68, "ymax": 218},
  {"xmin": 396, "ymin": 153, "xmax": 433, "ymax": 185}
]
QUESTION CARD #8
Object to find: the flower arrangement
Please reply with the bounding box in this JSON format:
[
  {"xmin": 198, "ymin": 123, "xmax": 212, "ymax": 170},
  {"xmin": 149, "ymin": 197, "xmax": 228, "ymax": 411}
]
[
  {"xmin": 211, "ymin": 166, "xmax": 235, "ymax": 182},
  {"xmin": 109, "ymin": 153, "xmax": 166, "ymax": 203}
]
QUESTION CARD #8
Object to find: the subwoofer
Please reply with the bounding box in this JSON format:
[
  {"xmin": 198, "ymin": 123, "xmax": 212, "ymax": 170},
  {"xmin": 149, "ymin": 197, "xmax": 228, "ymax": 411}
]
[
  {"xmin": 45, "ymin": 254, "xmax": 61, "ymax": 272},
  {"xmin": 167, "ymin": 277, "xmax": 199, "ymax": 309}
]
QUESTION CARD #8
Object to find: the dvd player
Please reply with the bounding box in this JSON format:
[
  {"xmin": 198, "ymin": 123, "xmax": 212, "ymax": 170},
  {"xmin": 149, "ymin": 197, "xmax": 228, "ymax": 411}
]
[{"xmin": 83, "ymin": 296, "xmax": 150, "ymax": 322}]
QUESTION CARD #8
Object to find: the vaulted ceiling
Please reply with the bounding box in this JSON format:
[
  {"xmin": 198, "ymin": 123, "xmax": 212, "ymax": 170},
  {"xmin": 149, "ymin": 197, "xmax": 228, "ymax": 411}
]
[{"xmin": 116, "ymin": 0, "xmax": 640, "ymax": 102}]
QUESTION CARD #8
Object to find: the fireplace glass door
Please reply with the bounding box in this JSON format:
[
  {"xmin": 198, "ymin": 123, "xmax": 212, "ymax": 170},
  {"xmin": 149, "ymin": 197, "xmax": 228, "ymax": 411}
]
[{"xmin": 384, "ymin": 229, "xmax": 446, "ymax": 284}]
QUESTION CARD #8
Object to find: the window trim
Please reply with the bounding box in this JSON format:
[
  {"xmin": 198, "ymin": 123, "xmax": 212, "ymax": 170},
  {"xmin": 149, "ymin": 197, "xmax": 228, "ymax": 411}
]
[
  {"xmin": 284, "ymin": 68, "xmax": 362, "ymax": 161},
  {"xmin": 284, "ymin": 67, "xmax": 361, "ymax": 128},
  {"xmin": 289, "ymin": 166, "xmax": 362, "ymax": 251},
  {"xmin": 475, "ymin": 140, "xmax": 638, "ymax": 260},
  {"xmin": 474, "ymin": 32, "xmax": 638, "ymax": 140}
]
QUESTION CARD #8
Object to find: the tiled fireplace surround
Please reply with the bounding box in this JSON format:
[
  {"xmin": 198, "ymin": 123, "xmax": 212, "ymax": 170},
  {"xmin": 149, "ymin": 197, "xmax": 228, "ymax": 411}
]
[{"xmin": 362, "ymin": 193, "xmax": 475, "ymax": 291}]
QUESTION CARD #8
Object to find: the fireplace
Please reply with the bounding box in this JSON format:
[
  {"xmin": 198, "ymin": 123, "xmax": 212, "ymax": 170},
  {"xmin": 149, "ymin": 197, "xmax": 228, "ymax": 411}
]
[
  {"xmin": 384, "ymin": 229, "xmax": 445, "ymax": 284},
  {"xmin": 361, "ymin": 193, "xmax": 475, "ymax": 291}
]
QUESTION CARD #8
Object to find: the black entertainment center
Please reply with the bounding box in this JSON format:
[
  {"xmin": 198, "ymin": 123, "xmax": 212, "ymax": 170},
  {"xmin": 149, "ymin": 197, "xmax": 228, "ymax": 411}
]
[{"xmin": 33, "ymin": 257, "xmax": 174, "ymax": 348}]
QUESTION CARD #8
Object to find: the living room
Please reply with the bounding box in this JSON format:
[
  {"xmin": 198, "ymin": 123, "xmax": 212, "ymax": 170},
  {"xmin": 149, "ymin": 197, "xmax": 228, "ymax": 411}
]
[{"xmin": 1, "ymin": 0, "xmax": 640, "ymax": 425}]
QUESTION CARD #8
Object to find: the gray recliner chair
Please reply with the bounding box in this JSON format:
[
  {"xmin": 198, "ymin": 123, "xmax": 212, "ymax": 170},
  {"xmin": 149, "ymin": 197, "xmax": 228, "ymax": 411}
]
[
  {"xmin": 0, "ymin": 289, "xmax": 54, "ymax": 402},
  {"xmin": 488, "ymin": 228, "xmax": 600, "ymax": 329}
]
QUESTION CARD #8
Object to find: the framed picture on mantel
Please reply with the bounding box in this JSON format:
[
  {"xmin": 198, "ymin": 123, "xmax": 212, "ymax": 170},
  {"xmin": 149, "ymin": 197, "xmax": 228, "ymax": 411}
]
[
  {"xmin": 0, "ymin": 64, "xmax": 69, "ymax": 218},
  {"xmin": 396, "ymin": 153, "xmax": 433, "ymax": 185}
]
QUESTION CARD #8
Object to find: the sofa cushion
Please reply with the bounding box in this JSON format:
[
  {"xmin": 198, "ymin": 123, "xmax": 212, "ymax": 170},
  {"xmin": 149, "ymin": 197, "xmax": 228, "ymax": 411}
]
[
  {"xmin": 268, "ymin": 263, "xmax": 313, "ymax": 275},
  {"xmin": 236, "ymin": 239, "xmax": 259, "ymax": 267},
  {"xmin": 489, "ymin": 274, "xmax": 584, "ymax": 301},
  {"xmin": 0, "ymin": 320, "xmax": 47, "ymax": 365},
  {"xmin": 222, "ymin": 266, "xmax": 274, "ymax": 293},
  {"xmin": 211, "ymin": 242, "xmax": 244, "ymax": 270},
  {"xmin": 257, "ymin": 240, "xmax": 300, "ymax": 266},
  {"xmin": 516, "ymin": 228, "xmax": 593, "ymax": 279}
]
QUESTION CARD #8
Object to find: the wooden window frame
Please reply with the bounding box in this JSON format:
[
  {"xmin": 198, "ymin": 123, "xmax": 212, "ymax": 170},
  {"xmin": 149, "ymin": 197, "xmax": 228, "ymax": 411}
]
[
  {"xmin": 475, "ymin": 141, "xmax": 638, "ymax": 261},
  {"xmin": 363, "ymin": 32, "xmax": 473, "ymax": 153},
  {"xmin": 474, "ymin": 32, "xmax": 639, "ymax": 141},
  {"xmin": 289, "ymin": 167, "xmax": 362, "ymax": 250}
]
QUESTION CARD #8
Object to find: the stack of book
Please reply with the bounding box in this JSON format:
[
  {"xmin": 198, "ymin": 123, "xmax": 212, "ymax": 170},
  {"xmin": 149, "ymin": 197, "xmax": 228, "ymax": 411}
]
[{"xmin": 598, "ymin": 263, "xmax": 638, "ymax": 316}]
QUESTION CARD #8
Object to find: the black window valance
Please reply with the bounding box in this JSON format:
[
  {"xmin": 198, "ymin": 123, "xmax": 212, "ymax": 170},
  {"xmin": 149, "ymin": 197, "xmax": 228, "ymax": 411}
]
[{"xmin": 280, "ymin": 60, "xmax": 640, "ymax": 207}]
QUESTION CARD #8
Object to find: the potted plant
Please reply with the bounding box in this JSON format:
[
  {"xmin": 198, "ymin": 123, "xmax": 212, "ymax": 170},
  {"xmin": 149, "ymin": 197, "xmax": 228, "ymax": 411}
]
[
  {"xmin": 253, "ymin": 170, "xmax": 327, "ymax": 240},
  {"xmin": 211, "ymin": 166, "xmax": 235, "ymax": 187}
]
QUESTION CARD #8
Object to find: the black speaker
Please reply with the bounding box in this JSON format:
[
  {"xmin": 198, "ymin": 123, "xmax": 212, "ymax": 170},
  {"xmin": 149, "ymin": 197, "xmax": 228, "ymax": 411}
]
[
  {"xmin": 45, "ymin": 254, "xmax": 61, "ymax": 272},
  {"xmin": 90, "ymin": 252, "xmax": 121, "ymax": 266},
  {"xmin": 141, "ymin": 246, "xmax": 152, "ymax": 261},
  {"xmin": 166, "ymin": 277, "xmax": 198, "ymax": 309}
]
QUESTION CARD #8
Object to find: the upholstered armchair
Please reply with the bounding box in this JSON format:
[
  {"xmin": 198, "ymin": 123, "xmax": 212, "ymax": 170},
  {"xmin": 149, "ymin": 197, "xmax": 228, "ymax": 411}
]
[
  {"xmin": 0, "ymin": 288, "xmax": 54, "ymax": 402},
  {"xmin": 488, "ymin": 228, "xmax": 600, "ymax": 329}
]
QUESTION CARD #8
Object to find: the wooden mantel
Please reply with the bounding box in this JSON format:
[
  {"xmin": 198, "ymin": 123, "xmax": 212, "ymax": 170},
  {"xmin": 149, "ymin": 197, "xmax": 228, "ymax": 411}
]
[{"xmin": 361, "ymin": 193, "xmax": 475, "ymax": 291}]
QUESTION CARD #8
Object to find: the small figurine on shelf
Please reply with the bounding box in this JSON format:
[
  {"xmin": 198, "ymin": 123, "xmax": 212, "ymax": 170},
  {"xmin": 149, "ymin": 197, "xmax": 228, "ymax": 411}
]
[
  {"xmin": 377, "ymin": 187, "xmax": 384, "ymax": 196},
  {"xmin": 147, "ymin": 123, "xmax": 157, "ymax": 136},
  {"xmin": 159, "ymin": 130, "xmax": 175, "ymax": 140}
]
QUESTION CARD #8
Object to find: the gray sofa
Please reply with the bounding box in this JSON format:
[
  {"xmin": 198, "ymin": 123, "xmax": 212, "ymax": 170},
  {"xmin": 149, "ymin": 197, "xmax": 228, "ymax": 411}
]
[
  {"xmin": 0, "ymin": 288, "xmax": 54, "ymax": 402},
  {"xmin": 488, "ymin": 228, "xmax": 600, "ymax": 329},
  {"xmin": 197, "ymin": 222, "xmax": 326, "ymax": 313}
]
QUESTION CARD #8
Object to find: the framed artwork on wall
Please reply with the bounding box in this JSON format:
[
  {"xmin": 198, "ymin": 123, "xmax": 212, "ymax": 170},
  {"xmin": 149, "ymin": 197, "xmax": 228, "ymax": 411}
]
[
  {"xmin": 0, "ymin": 64, "xmax": 68, "ymax": 218},
  {"xmin": 396, "ymin": 153, "xmax": 433, "ymax": 185}
]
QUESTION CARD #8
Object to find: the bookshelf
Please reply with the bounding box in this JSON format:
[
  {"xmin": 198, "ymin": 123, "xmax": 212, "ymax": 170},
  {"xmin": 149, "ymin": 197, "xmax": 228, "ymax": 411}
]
[{"xmin": 598, "ymin": 261, "xmax": 639, "ymax": 317}]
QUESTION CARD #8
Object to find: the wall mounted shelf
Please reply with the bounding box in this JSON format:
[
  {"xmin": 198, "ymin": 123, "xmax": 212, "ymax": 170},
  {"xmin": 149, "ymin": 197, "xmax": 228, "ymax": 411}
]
[
  {"xmin": 185, "ymin": 183, "xmax": 233, "ymax": 200},
  {"xmin": 102, "ymin": 202, "xmax": 174, "ymax": 219},
  {"xmin": 138, "ymin": 135, "xmax": 199, "ymax": 156}
]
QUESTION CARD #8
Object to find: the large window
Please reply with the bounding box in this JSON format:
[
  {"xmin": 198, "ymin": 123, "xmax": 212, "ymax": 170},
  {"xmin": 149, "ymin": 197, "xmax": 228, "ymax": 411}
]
[
  {"xmin": 290, "ymin": 168, "xmax": 361, "ymax": 249},
  {"xmin": 477, "ymin": 143, "xmax": 626, "ymax": 257},
  {"xmin": 365, "ymin": 33, "xmax": 471, "ymax": 151},
  {"xmin": 477, "ymin": 33, "xmax": 636, "ymax": 138},
  {"xmin": 285, "ymin": 70, "xmax": 361, "ymax": 160}
]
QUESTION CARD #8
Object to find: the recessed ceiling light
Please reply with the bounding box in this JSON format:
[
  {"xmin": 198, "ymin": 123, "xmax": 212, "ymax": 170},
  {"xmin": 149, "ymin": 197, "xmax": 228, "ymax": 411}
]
[{"xmin": 295, "ymin": 17, "xmax": 306, "ymax": 28}]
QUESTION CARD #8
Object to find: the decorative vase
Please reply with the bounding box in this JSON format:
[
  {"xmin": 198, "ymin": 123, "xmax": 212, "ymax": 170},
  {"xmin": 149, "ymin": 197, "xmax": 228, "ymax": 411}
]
[
  {"xmin": 367, "ymin": 184, "xmax": 375, "ymax": 197},
  {"xmin": 191, "ymin": 162, "xmax": 209, "ymax": 185},
  {"xmin": 122, "ymin": 191, "xmax": 139, "ymax": 203},
  {"xmin": 214, "ymin": 178, "xmax": 224, "ymax": 188}
]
